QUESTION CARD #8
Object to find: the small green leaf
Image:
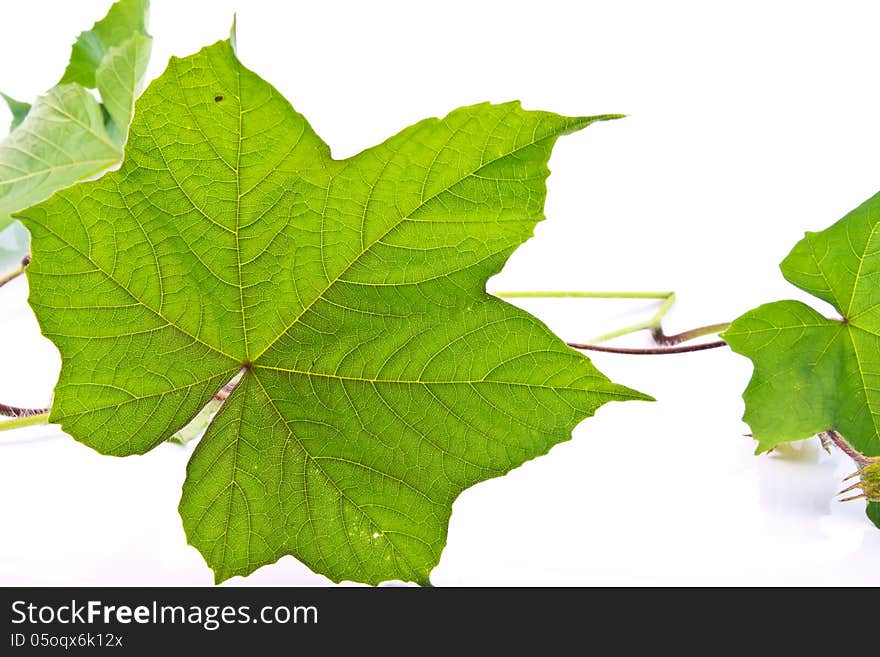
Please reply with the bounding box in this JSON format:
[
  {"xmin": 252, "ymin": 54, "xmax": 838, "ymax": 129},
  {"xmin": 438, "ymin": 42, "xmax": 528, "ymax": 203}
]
[
  {"xmin": 724, "ymin": 191, "xmax": 880, "ymax": 457},
  {"xmin": 0, "ymin": 0, "xmax": 150, "ymax": 231},
  {"xmin": 96, "ymin": 33, "xmax": 152, "ymax": 143},
  {"xmin": 868, "ymin": 502, "xmax": 880, "ymax": 530},
  {"xmin": 19, "ymin": 39, "xmax": 648, "ymax": 585},
  {"xmin": 1, "ymin": 93, "xmax": 31, "ymax": 131},
  {"xmin": 60, "ymin": 0, "xmax": 149, "ymax": 90}
]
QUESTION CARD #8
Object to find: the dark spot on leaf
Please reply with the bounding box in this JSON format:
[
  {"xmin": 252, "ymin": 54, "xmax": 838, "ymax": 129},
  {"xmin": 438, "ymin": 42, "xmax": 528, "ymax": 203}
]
[{"xmin": 214, "ymin": 95, "xmax": 224, "ymax": 102}]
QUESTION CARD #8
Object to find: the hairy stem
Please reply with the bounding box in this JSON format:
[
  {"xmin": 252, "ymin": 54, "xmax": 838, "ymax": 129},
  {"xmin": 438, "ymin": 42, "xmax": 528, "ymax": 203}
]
[
  {"xmin": 652, "ymin": 322, "xmax": 732, "ymax": 346},
  {"xmin": 0, "ymin": 254, "xmax": 29, "ymax": 289},
  {"xmin": 0, "ymin": 402, "xmax": 50, "ymax": 418},
  {"xmin": 0, "ymin": 412, "xmax": 50, "ymax": 432},
  {"xmin": 822, "ymin": 429, "xmax": 873, "ymax": 466}
]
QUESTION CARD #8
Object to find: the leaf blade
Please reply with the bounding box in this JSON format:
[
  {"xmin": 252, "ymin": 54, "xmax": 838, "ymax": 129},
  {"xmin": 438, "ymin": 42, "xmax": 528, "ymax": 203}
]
[
  {"xmin": 1, "ymin": 93, "xmax": 31, "ymax": 131},
  {"xmin": 0, "ymin": 85, "xmax": 120, "ymax": 231},
  {"xmin": 726, "ymin": 192, "xmax": 880, "ymax": 457},
  {"xmin": 96, "ymin": 32, "xmax": 152, "ymax": 142},
  {"xmin": 0, "ymin": 0, "xmax": 150, "ymax": 231},
  {"xmin": 60, "ymin": 0, "xmax": 150, "ymax": 89},
  {"xmin": 869, "ymin": 502, "xmax": 880, "ymax": 529},
  {"xmin": 20, "ymin": 39, "xmax": 647, "ymax": 584}
]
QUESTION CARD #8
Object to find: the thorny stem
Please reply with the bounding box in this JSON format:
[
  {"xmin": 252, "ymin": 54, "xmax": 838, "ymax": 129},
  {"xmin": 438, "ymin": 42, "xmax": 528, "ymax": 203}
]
[
  {"xmin": 0, "ymin": 254, "xmax": 30, "ymax": 289},
  {"xmin": 815, "ymin": 430, "xmax": 880, "ymax": 503}
]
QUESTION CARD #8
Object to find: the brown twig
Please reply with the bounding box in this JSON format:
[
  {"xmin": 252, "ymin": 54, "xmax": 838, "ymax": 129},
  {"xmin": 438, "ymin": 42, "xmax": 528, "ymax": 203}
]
[{"xmin": 566, "ymin": 339, "xmax": 728, "ymax": 355}]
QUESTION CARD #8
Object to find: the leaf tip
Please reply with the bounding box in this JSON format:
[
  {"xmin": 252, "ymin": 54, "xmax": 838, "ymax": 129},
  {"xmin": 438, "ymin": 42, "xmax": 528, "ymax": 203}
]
[
  {"xmin": 563, "ymin": 113, "xmax": 627, "ymax": 135},
  {"xmin": 609, "ymin": 382, "xmax": 654, "ymax": 404},
  {"xmin": 753, "ymin": 439, "xmax": 775, "ymax": 455},
  {"xmin": 9, "ymin": 211, "xmax": 29, "ymax": 227},
  {"xmin": 229, "ymin": 14, "xmax": 238, "ymax": 55}
]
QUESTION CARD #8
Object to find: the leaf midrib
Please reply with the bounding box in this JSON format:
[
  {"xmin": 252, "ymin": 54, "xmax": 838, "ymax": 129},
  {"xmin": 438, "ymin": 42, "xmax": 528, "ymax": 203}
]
[
  {"xmin": 251, "ymin": 372, "xmax": 429, "ymax": 583},
  {"xmin": 846, "ymin": 325, "xmax": 880, "ymax": 452},
  {"xmin": 248, "ymin": 127, "xmax": 562, "ymax": 363},
  {"xmin": 254, "ymin": 363, "xmax": 631, "ymax": 394}
]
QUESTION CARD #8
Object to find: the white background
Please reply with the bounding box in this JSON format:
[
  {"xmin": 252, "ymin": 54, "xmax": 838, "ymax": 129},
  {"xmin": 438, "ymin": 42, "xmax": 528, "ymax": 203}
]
[{"xmin": 1, "ymin": 0, "xmax": 879, "ymax": 585}]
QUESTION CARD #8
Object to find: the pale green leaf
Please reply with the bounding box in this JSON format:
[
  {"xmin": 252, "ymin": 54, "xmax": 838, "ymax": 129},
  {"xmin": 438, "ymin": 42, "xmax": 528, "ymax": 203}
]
[
  {"xmin": 60, "ymin": 0, "xmax": 149, "ymax": 89},
  {"xmin": 19, "ymin": 39, "xmax": 648, "ymax": 585},
  {"xmin": 1, "ymin": 93, "xmax": 31, "ymax": 131},
  {"xmin": 0, "ymin": 85, "xmax": 120, "ymax": 230},
  {"xmin": 0, "ymin": 0, "xmax": 150, "ymax": 231},
  {"xmin": 96, "ymin": 33, "xmax": 152, "ymax": 143}
]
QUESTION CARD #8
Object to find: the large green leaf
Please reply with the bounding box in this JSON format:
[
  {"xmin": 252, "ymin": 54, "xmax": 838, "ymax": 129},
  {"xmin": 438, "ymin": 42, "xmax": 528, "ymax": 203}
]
[
  {"xmin": 0, "ymin": 0, "xmax": 150, "ymax": 231},
  {"xmin": 18, "ymin": 39, "xmax": 648, "ymax": 584},
  {"xmin": 724, "ymin": 191, "xmax": 880, "ymax": 457}
]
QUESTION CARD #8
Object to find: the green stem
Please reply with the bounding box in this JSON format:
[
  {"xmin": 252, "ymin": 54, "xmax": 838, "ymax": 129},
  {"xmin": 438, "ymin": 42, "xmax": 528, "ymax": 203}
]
[
  {"xmin": 493, "ymin": 289, "xmax": 677, "ymax": 343},
  {"xmin": 0, "ymin": 412, "xmax": 50, "ymax": 432},
  {"xmin": 493, "ymin": 289, "xmax": 731, "ymax": 348},
  {"xmin": 494, "ymin": 290, "xmax": 673, "ymax": 300},
  {"xmin": 589, "ymin": 293, "xmax": 677, "ymax": 343}
]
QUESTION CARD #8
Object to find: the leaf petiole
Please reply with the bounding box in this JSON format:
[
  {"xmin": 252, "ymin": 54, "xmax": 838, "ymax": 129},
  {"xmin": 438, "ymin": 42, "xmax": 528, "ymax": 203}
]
[
  {"xmin": 822, "ymin": 429, "xmax": 874, "ymax": 467},
  {"xmin": 653, "ymin": 322, "xmax": 731, "ymax": 346},
  {"xmin": 567, "ymin": 340, "xmax": 727, "ymax": 355},
  {"xmin": 493, "ymin": 289, "xmax": 731, "ymax": 352},
  {"xmin": 493, "ymin": 290, "xmax": 676, "ymax": 342},
  {"xmin": 0, "ymin": 254, "xmax": 29, "ymax": 288},
  {"xmin": 0, "ymin": 412, "xmax": 50, "ymax": 432}
]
